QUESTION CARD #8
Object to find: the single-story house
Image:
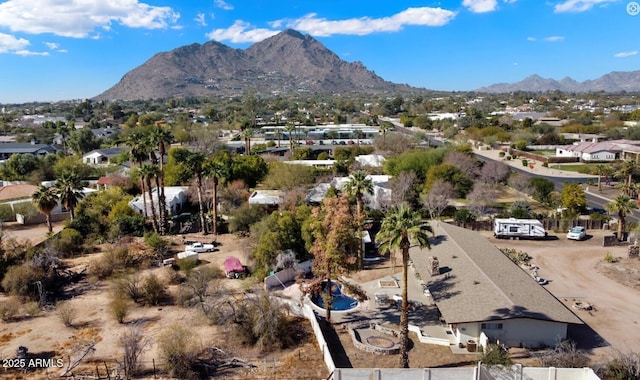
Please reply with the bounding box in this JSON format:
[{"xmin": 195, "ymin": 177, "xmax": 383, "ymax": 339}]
[
  {"xmin": 555, "ymin": 142, "xmax": 620, "ymax": 162},
  {"xmin": 248, "ymin": 190, "xmax": 284, "ymax": 207},
  {"xmin": 82, "ymin": 147, "xmax": 127, "ymax": 166},
  {"xmin": 354, "ymin": 154, "xmax": 386, "ymax": 168},
  {"xmin": 128, "ymin": 186, "xmax": 189, "ymax": 216},
  {"xmin": 410, "ymin": 222, "xmax": 582, "ymax": 349},
  {"xmin": 0, "ymin": 142, "xmax": 59, "ymax": 161},
  {"xmin": 306, "ymin": 174, "xmax": 392, "ymax": 210}
]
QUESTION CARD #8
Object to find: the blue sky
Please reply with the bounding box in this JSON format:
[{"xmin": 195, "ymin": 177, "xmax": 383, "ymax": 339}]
[{"xmin": 0, "ymin": 0, "xmax": 638, "ymax": 104}]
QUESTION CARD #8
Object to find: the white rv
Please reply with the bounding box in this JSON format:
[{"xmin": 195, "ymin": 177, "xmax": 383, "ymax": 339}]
[{"xmin": 493, "ymin": 218, "xmax": 547, "ymax": 239}]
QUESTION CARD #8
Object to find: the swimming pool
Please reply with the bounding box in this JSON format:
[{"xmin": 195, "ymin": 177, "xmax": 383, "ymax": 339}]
[{"xmin": 311, "ymin": 282, "xmax": 359, "ymax": 311}]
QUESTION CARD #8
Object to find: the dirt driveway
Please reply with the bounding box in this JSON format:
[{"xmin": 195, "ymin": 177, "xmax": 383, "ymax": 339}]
[{"xmin": 481, "ymin": 229, "xmax": 640, "ymax": 360}]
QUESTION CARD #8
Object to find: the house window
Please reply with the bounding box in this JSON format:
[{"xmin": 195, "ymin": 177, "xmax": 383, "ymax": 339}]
[{"xmin": 481, "ymin": 322, "xmax": 503, "ymax": 330}]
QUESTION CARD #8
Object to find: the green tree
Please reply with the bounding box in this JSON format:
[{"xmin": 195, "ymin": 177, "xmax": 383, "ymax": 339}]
[
  {"xmin": 54, "ymin": 173, "xmax": 84, "ymax": 221},
  {"xmin": 230, "ymin": 154, "xmax": 267, "ymax": 188},
  {"xmin": 560, "ymin": 182, "xmax": 587, "ymax": 216},
  {"xmin": 376, "ymin": 204, "xmax": 432, "ymax": 368},
  {"xmin": 606, "ymin": 194, "xmax": 638, "ymax": 240},
  {"xmin": 309, "ymin": 195, "xmax": 359, "ymax": 322},
  {"xmin": 3, "ymin": 154, "xmax": 40, "ymax": 179},
  {"xmin": 175, "ymin": 150, "xmax": 209, "ymax": 235},
  {"xmin": 67, "ymin": 127, "xmax": 100, "ymax": 155},
  {"xmin": 343, "ymin": 171, "xmax": 374, "ymax": 270},
  {"xmin": 529, "ymin": 177, "xmax": 555, "ymax": 204},
  {"xmin": 206, "ymin": 156, "xmax": 231, "ymax": 235},
  {"xmin": 424, "ymin": 163, "xmax": 473, "ymax": 198},
  {"xmin": 31, "ymin": 185, "xmax": 58, "ymax": 233},
  {"xmin": 126, "ymin": 131, "xmax": 152, "ymax": 219}
]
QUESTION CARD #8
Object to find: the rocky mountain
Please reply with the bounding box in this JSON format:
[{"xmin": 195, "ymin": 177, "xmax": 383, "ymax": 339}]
[
  {"xmin": 476, "ymin": 71, "xmax": 640, "ymax": 93},
  {"xmin": 94, "ymin": 29, "xmax": 411, "ymax": 101}
]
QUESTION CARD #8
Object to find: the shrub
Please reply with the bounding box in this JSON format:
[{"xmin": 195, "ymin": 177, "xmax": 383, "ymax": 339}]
[
  {"xmin": 542, "ymin": 161, "xmax": 548, "ymax": 167},
  {"xmin": 144, "ymin": 232, "xmax": 169, "ymax": 257},
  {"xmin": 604, "ymin": 251, "xmax": 615, "ymax": 263},
  {"xmin": 317, "ymin": 152, "xmax": 330, "ymax": 160},
  {"xmin": 1, "ymin": 265, "xmax": 42, "ymax": 300},
  {"xmin": 57, "ymin": 301, "xmax": 76, "ymax": 327},
  {"xmin": 498, "ymin": 151, "xmax": 505, "ymax": 157},
  {"xmin": 158, "ymin": 325, "xmax": 199, "ymax": 379},
  {"xmin": 52, "ymin": 228, "xmax": 84, "ymax": 258},
  {"xmin": 481, "ymin": 343, "xmax": 512, "ymax": 366},
  {"xmin": 0, "ymin": 298, "xmax": 21, "ymax": 322},
  {"xmin": 522, "ymin": 159, "xmax": 528, "ymax": 167},
  {"xmin": 116, "ymin": 274, "xmax": 143, "ymax": 303},
  {"xmin": 142, "ymin": 274, "xmax": 166, "ymax": 306},
  {"xmin": 506, "ymin": 155, "xmax": 512, "ymax": 161},
  {"xmin": 110, "ymin": 295, "xmax": 130, "ymax": 324},
  {"xmin": 177, "ymin": 257, "xmax": 198, "ymax": 273},
  {"xmin": 454, "ymin": 209, "xmax": 476, "ymax": 223}
]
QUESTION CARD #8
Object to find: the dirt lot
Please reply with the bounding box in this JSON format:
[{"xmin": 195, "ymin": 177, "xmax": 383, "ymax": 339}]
[
  {"xmin": 479, "ymin": 228, "xmax": 640, "ymax": 362},
  {"xmin": 0, "ymin": 233, "xmax": 328, "ymax": 380}
]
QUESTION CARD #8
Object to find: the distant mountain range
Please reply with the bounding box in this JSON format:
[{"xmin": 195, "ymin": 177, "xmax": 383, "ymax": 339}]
[
  {"xmin": 94, "ymin": 29, "xmax": 413, "ymax": 101},
  {"xmin": 476, "ymin": 71, "xmax": 640, "ymax": 93}
]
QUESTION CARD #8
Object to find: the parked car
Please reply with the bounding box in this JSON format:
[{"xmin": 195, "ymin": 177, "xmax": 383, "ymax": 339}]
[
  {"xmin": 567, "ymin": 226, "xmax": 587, "ymax": 241},
  {"xmin": 185, "ymin": 242, "xmax": 216, "ymax": 252}
]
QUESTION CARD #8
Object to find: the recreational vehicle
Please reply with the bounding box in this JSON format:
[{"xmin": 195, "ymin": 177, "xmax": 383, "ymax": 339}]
[{"xmin": 493, "ymin": 218, "xmax": 547, "ymax": 239}]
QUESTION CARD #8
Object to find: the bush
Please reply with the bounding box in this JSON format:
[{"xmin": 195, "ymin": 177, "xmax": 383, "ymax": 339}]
[
  {"xmin": 57, "ymin": 301, "xmax": 76, "ymax": 327},
  {"xmin": 144, "ymin": 232, "xmax": 169, "ymax": 257},
  {"xmin": 604, "ymin": 251, "xmax": 615, "ymax": 263},
  {"xmin": 481, "ymin": 343, "xmax": 512, "ymax": 366},
  {"xmin": 522, "ymin": 159, "xmax": 528, "ymax": 167},
  {"xmin": 1, "ymin": 265, "xmax": 42, "ymax": 300},
  {"xmin": 454, "ymin": 209, "xmax": 476, "ymax": 223},
  {"xmin": 116, "ymin": 274, "xmax": 143, "ymax": 303},
  {"xmin": 110, "ymin": 294, "xmax": 129, "ymax": 324},
  {"xmin": 542, "ymin": 161, "xmax": 549, "ymax": 167},
  {"xmin": 506, "ymin": 155, "xmax": 512, "ymax": 160},
  {"xmin": 177, "ymin": 257, "xmax": 198, "ymax": 273},
  {"xmin": 52, "ymin": 228, "xmax": 84, "ymax": 258},
  {"xmin": 317, "ymin": 152, "xmax": 330, "ymax": 160},
  {"xmin": 0, "ymin": 298, "xmax": 21, "ymax": 322},
  {"xmin": 498, "ymin": 151, "xmax": 505, "ymax": 157},
  {"xmin": 142, "ymin": 274, "xmax": 166, "ymax": 306},
  {"xmin": 158, "ymin": 325, "xmax": 199, "ymax": 379}
]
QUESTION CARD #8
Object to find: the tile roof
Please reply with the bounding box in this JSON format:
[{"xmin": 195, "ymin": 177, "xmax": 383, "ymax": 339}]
[{"xmin": 410, "ymin": 222, "xmax": 582, "ymax": 325}]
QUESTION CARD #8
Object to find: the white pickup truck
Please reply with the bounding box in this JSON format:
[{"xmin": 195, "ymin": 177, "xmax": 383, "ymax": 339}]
[{"xmin": 185, "ymin": 242, "xmax": 216, "ymax": 253}]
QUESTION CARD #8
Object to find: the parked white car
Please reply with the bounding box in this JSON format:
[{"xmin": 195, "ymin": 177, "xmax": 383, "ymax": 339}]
[
  {"xmin": 567, "ymin": 226, "xmax": 586, "ymax": 241},
  {"xmin": 185, "ymin": 242, "xmax": 216, "ymax": 252}
]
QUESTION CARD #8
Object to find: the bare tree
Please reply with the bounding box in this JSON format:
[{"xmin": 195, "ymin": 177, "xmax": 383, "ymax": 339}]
[
  {"xmin": 422, "ymin": 179, "xmax": 454, "ymax": 219},
  {"xmin": 508, "ymin": 172, "xmax": 532, "ymax": 194},
  {"xmin": 467, "ymin": 183, "xmax": 497, "ymax": 219},
  {"xmin": 537, "ymin": 340, "xmax": 589, "ymax": 368},
  {"xmin": 120, "ymin": 324, "xmax": 151, "ymax": 378},
  {"xmin": 386, "ymin": 171, "xmax": 419, "ymax": 207},
  {"xmin": 444, "ymin": 151, "xmax": 478, "ymax": 179},
  {"xmin": 480, "ymin": 160, "xmax": 510, "ymax": 184}
]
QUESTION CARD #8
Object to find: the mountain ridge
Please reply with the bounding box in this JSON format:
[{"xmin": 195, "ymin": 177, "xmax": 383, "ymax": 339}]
[
  {"xmin": 476, "ymin": 71, "xmax": 640, "ymax": 93},
  {"xmin": 94, "ymin": 29, "xmax": 412, "ymax": 101}
]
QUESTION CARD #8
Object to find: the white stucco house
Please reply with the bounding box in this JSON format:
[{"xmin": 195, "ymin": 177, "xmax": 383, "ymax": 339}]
[
  {"xmin": 82, "ymin": 147, "xmax": 127, "ymax": 166},
  {"xmin": 306, "ymin": 174, "xmax": 392, "ymax": 210},
  {"xmin": 128, "ymin": 186, "xmax": 189, "ymax": 216},
  {"xmin": 555, "ymin": 139, "xmax": 640, "ymax": 162},
  {"xmin": 410, "ymin": 222, "xmax": 582, "ymax": 349},
  {"xmin": 248, "ymin": 190, "xmax": 284, "ymax": 207}
]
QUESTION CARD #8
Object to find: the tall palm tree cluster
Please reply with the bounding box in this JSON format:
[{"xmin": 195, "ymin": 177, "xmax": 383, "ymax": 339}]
[
  {"xmin": 125, "ymin": 126, "xmax": 174, "ymax": 235},
  {"xmin": 31, "ymin": 173, "xmax": 85, "ymax": 234}
]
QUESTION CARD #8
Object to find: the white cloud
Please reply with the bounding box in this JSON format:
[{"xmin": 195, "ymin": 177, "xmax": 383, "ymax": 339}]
[
  {"xmin": 503, "ymin": 0, "xmax": 518, "ymax": 3},
  {"xmin": 614, "ymin": 51, "xmax": 638, "ymax": 58},
  {"xmin": 0, "ymin": 32, "xmax": 29, "ymax": 53},
  {"xmin": 544, "ymin": 36, "xmax": 564, "ymax": 42},
  {"xmin": 14, "ymin": 50, "xmax": 49, "ymax": 56},
  {"xmin": 45, "ymin": 42, "xmax": 59, "ymax": 50},
  {"xmin": 207, "ymin": 7, "xmax": 456, "ymax": 43},
  {"xmin": 195, "ymin": 13, "xmax": 207, "ymax": 27},
  {"xmin": 214, "ymin": 0, "xmax": 234, "ymax": 10},
  {"xmin": 0, "ymin": 0, "xmax": 180, "ymax": 38},
  {"xmin": 527, "ymin": 37, "xmax": 536, "ymax": 41},
  {"xmin": 206, "ymin": 20, "xmax": 280, "ymax": 43},
  {"xmin": 554, "ymin": 0, "xmax": 617, "ymax": 13},
  {"xmin": 463, "ymin": 0, "xmax": 498, "ymax": 13}
]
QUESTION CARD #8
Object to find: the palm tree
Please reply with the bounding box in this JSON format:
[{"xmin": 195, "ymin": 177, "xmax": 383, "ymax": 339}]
[
  {"xmin": 595, "ymin": 164, "xmax": 605, "ymax": 192},
  {"xmin": 205, "ymin": 158, "xmax": 229, "ymax": 235},
  {"xmin": 126, "ymin": 131, "xmax": 151, "ymax": 219},
  {"xmin": 379, "ymin": 122, "xmax": 393, "ymax": 143},
  {"xmin": 376, "ymin": 204, "xmax": 432, "ymax": 368},
  {"xmin": 54, "ymin": 173, "xmax": 84, "ymax": 221},
  {"xmin": 354, "ymin": 129, "xmax": 363, "ymax": 147},
  {"xmin": 182, "ymin": 151, "xmax": 208, "ymax": 235},
  {"xmin": 606, "ymin": 194, "xmax": 638, "ymax": 241},
  {"xmin": 343, "ymin": 171, "xmax": 374, "ymax": 269},
  {"xmin": 285, "ymin": 123, "xmax": 296, "ymax": 155},
  {"xmin": 31, "ymin": 185, "xmax": 58, "ymax": 233},
  {"xmin": 139, "ymin": 164, "xmax": 160, "ymax": 233},
  {"xmin": 240, "ymin": 128, "xmax": 254, "ymax": 155},
  {"xmin": 150, "ymin": 126, "xmax": 173, "ymax": 234}
]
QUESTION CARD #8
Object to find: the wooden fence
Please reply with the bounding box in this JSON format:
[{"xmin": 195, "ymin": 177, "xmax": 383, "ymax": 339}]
[{"xmin": 454, "ymin": 219, "xmax": 607, "ymax": 232}]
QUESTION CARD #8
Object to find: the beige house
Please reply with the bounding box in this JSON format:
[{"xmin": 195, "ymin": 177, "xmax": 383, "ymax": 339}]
[{"xmin": 410, "ymin": 222, "xmax": 582, "ymax": 349}]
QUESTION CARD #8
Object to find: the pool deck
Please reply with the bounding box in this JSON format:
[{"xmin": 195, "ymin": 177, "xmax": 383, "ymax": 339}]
[{"xmin": 275, "ymin": 262, "xmax": 471, "ymax": 354}]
